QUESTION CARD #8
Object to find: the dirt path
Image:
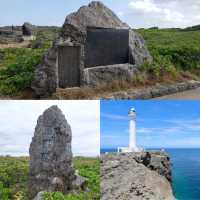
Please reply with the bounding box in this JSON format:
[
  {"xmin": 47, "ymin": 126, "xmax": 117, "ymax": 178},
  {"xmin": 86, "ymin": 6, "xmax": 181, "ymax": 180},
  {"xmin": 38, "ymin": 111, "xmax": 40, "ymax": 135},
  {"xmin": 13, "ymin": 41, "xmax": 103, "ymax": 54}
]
[
  {"xmin": 0, "ymin": 41, "xmax": 30, "ymax": 49},
  {"xmin": 155, "ymin": 87, "xmax": 200, "ymax": 99}
]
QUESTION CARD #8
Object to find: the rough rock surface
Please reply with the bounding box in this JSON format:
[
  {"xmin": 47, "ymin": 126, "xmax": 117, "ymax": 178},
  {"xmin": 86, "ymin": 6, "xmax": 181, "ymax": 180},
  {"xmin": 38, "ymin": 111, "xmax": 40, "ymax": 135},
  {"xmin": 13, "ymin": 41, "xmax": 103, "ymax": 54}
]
[
  {"xmin": 101, "ymin": 152, "xmax": 175, "ymax": 200},
  {"xmin": 29, "ymin": 105, "xmax": 75, "ymax": 198},
  {"xmin": 33, "ymin": 191, "xmax": 45, "ymax": 200},
  {"xmin": 83, "ymin": 64, "xmax": 138, "ymax": 87},
  {"xmin": 129, "ymin": 151, "xmax": 172, "ymax": 182},
  {"xmin": 22, "ymin": 22, "xmax": 34, "ymax": 36},
  {"xmin": 32, "ymin": 1, "xmax": 152, "ymax": 97},
  {"xmin": 102, "ymin": 80, "xmax": 200, "ymax": 100}
]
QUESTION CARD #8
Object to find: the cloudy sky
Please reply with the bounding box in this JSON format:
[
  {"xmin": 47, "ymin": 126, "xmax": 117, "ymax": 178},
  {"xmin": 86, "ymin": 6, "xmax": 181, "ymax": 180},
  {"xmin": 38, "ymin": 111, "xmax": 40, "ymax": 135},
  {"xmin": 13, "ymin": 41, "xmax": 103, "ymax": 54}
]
[
  {"xmin": 0, "ymin": 100, "xmax": 100, "ymax": 157},
  {"xmin": 0, "ymin": 0, "xmax": 199, "ymax": 28},
  {"xmin": 101, "ymin": 100, "xmax": 200, "ymax": 149}
]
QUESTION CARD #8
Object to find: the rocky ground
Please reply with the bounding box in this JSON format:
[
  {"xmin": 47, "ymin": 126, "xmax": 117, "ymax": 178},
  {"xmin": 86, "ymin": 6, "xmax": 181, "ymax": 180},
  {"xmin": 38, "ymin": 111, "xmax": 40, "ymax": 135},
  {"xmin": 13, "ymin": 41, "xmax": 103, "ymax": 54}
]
[
  {"xmin": 54, "ymin": 80, "xmax": 200, "ymax": 100},
  {"xmin": 101, "ymin": 152, "xmax": 175, "ymax": 200},
  {"xmin": 101, "ymin": 80, "xmax": 200, "ymax": 100}
]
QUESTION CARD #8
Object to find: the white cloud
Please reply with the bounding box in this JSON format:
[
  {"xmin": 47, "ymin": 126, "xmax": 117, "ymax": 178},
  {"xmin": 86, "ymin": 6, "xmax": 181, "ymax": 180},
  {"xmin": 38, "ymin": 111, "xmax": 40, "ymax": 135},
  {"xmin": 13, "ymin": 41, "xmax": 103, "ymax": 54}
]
[
  {"xmin": 117, "ymin": 11, "xmax": 124, "ymax": 17},
  {"xmin": 101, "ymin": 113, "xmax": 128, "ymax": 120},
  {"xmin": 126, "ymin": 0, "xmax": 200, "ymax": 28},
  {"xmin": 0, "ymin": 100, "xmax": 100, "ymax": 157},
  {"xmin": 129, "ymin": 0, "xmax": 161, "ymax": 13}
]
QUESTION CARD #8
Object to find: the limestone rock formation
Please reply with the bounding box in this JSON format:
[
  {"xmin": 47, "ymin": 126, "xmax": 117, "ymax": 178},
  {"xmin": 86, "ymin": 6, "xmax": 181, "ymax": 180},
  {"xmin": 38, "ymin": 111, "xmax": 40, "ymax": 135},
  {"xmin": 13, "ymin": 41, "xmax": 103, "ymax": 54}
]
[
  {"xmin": 83, "ymin": 64, "xmax": 138, "ymax": 87},
  {"xmin": 130, "ymin": 151, "xmax": 172, "ymax": 182},
  {"xmin": 32, "ymin": 1, "xmax": 152, "ymax": 97},
  {"xmin": 29, "ymin": 106, "xmax": 75, "ymax": 198},
  {"xmin": 22, "ymin": 22, "xmax": 34, "ymax": 36},
  {"xmin": 101, "ymin": 152, "xmax": 175, "ymax": 200}
]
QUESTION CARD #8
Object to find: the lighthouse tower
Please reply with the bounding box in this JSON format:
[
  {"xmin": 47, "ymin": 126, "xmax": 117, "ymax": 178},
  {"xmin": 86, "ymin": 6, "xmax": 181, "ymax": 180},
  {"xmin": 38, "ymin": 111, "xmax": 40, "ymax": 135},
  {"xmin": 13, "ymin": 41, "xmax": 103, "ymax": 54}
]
[
  {"xmin": 118, "ymin": 107, "xmax": 140, "ymax": 153},
  {"xmin": 128, "ymin": 108, "xmax": 139, "ymax": 152}
]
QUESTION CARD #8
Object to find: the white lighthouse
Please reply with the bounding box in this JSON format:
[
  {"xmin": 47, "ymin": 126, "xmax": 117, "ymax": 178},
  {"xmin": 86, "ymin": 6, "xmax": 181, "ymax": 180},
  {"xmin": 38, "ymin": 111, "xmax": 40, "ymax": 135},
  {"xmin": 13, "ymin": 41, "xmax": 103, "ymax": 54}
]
[
  {"xmin": 118, "ymin": 107, "xmax": 140, "ymax": 153},
  {"xmin": 128, "ymin": 108, "xmax": 139, "ymax": 152}
]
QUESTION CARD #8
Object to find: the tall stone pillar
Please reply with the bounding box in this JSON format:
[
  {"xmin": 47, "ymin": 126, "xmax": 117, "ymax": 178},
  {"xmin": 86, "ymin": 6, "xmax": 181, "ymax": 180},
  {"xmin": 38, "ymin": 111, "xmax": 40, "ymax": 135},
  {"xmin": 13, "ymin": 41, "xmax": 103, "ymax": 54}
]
[{"xmin": 29, "ymin": 105, "xmax": 75, "ymax": 198}]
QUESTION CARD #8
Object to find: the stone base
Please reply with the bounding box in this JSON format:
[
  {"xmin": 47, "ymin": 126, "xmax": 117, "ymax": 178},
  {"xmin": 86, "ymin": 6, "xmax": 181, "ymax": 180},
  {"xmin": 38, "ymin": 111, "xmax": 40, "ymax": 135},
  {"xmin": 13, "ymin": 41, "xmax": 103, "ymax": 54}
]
[
  {"xmin": 82, "ymin": 64, "xmax": 138, "ymax": 87},
  {"xmin": 118, "ymin": 147, "xmax": 142, "ymax": 153},
  {"xmin": 33, "ymin": 174, "xmax": 87, "ymax": 200}
]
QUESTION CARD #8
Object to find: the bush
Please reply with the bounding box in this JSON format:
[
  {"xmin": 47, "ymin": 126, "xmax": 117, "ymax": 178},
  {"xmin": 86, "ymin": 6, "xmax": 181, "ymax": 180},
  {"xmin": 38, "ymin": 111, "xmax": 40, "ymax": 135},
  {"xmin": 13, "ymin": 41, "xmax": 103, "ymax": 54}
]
[
  {"xmin": 31, "ymin": 31, "xmax": 53, "ymax": 49},
  {"xmin": 0, "ymin": 181, "xmax": 11, "ymax": 200},
  {"xmin": 138, "ymin": 28, "xmax": 200, "ymax": 71},
  {"xmin": 0, "ymin": 157, "xmax": 29, "ymax": 200},
  {"xmin": 141, "ymin": 54, "xmax": 178, "ymax": 80},
  {"xmin": 44, "ymin": 157, "xmax": 100, "ymax": 200},
  {"xmin": 0, "ymin": 157, "xmax": 99, "ymax": 200},
  {"xmin": 0, "ymin": 48, "xmax": 47, "ymax": 95}
]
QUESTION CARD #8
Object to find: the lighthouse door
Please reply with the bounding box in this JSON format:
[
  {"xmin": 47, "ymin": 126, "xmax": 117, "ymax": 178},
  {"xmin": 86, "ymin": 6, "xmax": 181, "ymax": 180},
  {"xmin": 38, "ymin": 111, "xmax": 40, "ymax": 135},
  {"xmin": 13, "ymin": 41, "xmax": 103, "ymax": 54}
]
[{"xmin": 58, "ymin": 45, "xmax": 81, "ymax": 88}]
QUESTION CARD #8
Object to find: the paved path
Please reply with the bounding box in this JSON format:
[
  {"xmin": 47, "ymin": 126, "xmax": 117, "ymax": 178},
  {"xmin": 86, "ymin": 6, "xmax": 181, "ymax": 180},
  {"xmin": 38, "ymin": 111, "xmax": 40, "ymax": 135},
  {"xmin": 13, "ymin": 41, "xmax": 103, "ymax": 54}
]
[{"xmin": 155, "ymin": 87, "xmax": 200, "ymax": 99}]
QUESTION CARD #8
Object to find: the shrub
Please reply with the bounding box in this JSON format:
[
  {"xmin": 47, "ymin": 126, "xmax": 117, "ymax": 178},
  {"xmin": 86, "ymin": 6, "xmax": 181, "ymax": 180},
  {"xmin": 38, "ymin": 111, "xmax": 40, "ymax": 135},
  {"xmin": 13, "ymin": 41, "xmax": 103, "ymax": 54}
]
[
  {"xmin": 0, "ymin": 48, "xmax": 47, "ymax": 95},
  {"xmin": 138, "ymin": 28, "xmax": 200, "ymax": 71},
  {"xmin": 0, "ymin": 181, "xmax": 10, "ymax": 200},
  {"xmin": 0, "ymin": 157, "xmax": 99, "ymax": 200}
]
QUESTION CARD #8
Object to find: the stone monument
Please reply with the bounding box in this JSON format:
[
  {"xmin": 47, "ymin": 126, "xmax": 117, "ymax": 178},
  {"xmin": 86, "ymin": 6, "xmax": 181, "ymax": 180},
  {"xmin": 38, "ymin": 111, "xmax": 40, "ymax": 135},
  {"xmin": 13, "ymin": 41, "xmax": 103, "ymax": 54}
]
[
  {"xmin": 22, "ymin": 22, "xmax": 34, "ymax": 36},
  {"xmin": 29, "ymin": 106, "xmax": 78, "ymax": 198},
  {"xmin": 32, "ymin": 1, "xmax": 152, "ymax": 97}
]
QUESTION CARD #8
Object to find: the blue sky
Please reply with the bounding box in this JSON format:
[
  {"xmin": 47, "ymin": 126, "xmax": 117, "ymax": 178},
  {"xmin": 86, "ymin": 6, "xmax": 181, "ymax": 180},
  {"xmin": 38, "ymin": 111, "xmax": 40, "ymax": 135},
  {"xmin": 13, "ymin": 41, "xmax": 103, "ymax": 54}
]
[
  {"xmin": 101, "ymin": 100, "xmax": 200, "ymax": 149},
  {"xmin": 1, "ymin": 0, "xmax": 200, "ymax": 28}
]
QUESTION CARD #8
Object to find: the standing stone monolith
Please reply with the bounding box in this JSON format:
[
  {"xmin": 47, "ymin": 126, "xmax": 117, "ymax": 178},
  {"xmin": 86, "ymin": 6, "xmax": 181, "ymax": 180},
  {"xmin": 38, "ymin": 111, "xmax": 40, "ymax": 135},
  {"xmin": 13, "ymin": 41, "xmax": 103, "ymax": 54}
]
[{"xmin": 29, "ymin": 105, "xmax": 75, "ymax": 198}]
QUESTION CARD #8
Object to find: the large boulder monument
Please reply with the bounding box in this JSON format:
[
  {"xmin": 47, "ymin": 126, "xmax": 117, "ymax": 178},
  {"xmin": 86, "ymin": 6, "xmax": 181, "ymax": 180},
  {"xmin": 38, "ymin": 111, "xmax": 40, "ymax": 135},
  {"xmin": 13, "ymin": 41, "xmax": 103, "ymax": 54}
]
[
  {"xmin": 29, "ymin": 106, "xmax": 84, "ymax": 199},
  {"xmin": 32, "ymin": 1, "xmax": 152, "ymax": 97}
]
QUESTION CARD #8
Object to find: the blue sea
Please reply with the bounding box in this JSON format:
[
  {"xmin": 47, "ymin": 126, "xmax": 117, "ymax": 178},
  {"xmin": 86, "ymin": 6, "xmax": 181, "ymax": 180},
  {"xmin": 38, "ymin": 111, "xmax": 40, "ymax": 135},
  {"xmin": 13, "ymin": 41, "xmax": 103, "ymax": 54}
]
[{"xmin": 101, "ymin": 148, "xmax": 200, "ymax": 200}]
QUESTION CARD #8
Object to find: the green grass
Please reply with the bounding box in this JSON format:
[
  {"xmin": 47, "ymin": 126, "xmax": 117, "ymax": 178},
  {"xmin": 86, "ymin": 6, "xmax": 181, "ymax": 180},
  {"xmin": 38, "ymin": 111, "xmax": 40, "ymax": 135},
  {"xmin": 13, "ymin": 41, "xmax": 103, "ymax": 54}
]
[
  {"xmin": 0, "ymin": 156, "xmax": 100, "ymax": 200},
  {"xmin": 0, "ymin": 27, "xmax": 56, "ymax": 96},
  {"xmin": 138, "ymin": 28, "xmax": 200, "ymax": 73}
]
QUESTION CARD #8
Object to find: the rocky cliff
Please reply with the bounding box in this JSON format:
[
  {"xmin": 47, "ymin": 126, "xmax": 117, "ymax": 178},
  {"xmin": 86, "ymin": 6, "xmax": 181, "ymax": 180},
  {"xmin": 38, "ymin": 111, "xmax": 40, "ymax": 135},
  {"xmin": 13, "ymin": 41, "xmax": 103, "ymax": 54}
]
[{"xmin": 101, "ymin": 151, "xmax": 175, "ymax": 200}]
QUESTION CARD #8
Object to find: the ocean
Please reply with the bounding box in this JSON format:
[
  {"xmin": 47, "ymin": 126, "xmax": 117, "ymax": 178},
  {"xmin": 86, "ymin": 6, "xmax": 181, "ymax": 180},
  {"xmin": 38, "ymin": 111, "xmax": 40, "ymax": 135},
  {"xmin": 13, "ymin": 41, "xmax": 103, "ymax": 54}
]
[{"xmin": 101, "ymin": 148, "xmax": 200, "ymax": 200}]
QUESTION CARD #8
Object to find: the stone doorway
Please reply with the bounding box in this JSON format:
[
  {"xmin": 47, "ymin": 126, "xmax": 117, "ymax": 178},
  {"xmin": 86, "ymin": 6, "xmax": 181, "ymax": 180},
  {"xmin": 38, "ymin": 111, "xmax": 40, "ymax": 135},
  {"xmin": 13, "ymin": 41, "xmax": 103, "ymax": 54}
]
[{"xmin": 58, "ymin": 45, "xmax": 81, "ymax": 88}]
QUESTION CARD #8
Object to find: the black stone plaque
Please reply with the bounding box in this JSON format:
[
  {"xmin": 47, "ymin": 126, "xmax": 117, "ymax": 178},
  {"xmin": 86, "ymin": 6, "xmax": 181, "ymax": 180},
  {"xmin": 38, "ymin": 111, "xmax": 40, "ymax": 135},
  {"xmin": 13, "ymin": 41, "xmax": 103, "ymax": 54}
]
[{"xmin": 85, "ymin": 27, "xmax": 129, "ymax": 68}]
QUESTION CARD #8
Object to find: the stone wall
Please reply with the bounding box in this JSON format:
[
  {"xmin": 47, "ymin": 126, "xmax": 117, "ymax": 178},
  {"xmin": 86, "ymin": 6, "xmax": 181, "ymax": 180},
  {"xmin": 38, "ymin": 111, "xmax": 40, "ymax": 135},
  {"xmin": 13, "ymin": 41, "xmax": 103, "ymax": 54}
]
[{"xmin": 103, "ymin": 80, "xmax": 200, "ymax": 99}]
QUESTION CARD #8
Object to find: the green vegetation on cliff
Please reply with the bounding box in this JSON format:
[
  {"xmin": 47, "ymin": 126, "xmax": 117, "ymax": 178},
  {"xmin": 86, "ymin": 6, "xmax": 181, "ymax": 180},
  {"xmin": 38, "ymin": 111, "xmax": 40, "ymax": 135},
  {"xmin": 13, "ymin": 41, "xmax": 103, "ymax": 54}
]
[
  {"xmin": 0, "ymin": 156, "xmax": 100, "ymax": 200},
  {"xmin": 0, "ymin": 27, "xmax": 58, "ymax": 96},
  {"xmin": 137, "ymin": 28, "xmax": 200, "ymax": 81},
  {"xmin": 0, "ymin": 48, "xmax": 47, "ymax": 95}
]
